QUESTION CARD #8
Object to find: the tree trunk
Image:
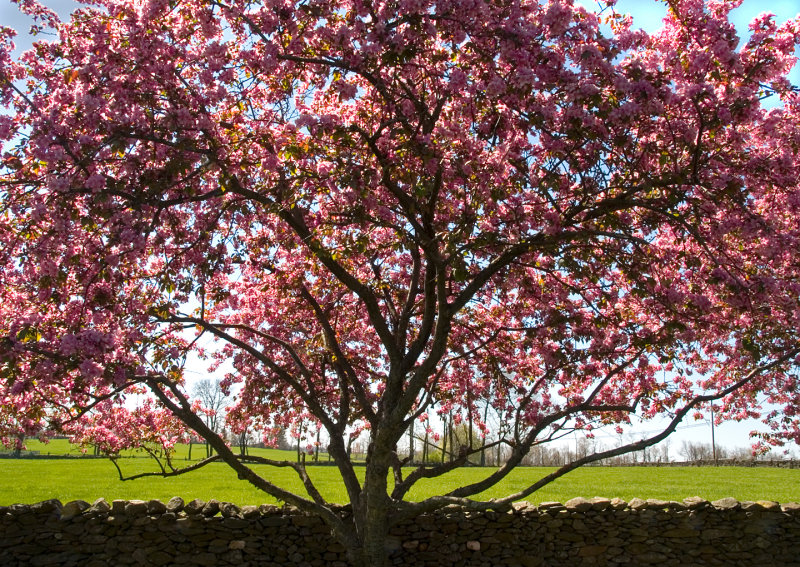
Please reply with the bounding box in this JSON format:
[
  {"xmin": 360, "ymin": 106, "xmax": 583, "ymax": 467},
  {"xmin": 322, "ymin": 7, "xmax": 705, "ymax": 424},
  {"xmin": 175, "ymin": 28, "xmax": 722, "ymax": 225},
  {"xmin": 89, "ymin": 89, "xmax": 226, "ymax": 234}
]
[
  {"xmin": 410, "ymin": 424, "xmax": 414, "ymax": 462},
  {"xmin": 206, "ymin": 416, "xmax": 216, "ymax": 458},
  {"xmin": 468, "ymin": 408, "xmax": 473, "ymax": 463},
  {"xmin": 356, "ymin": 442, "xmax": 393, "ymax": 567},
  {"xmin": 239, "ymin": 431, "xmax": 248, "ymax": 456},
  {"xmin": 448, "ymin": 411, "xmax": 454, "ymax": 463},
  {"xmin": 423, "ymin": 416, "xmax": 429, "ymax": 463},
  {"xmin": 354, "ymin": 506, "xmax": 390, "ymax": 567},
  {"xmin": 13, "ymin": 433, "xmax": 22, "ymax": 458},
  {"xmin": 441, "ymin": 416, "xmax": 447, "ymax": 464},
  {"xmin": 480, "ymin": 401, "xmax": 489, "ymax": 467}
]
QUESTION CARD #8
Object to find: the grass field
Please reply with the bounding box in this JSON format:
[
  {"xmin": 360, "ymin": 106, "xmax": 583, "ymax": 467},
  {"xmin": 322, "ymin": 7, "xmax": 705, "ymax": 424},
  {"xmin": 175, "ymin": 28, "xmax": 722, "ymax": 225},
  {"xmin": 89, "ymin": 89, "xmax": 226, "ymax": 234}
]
[
  {"xmin": 13, "ymin": 438, "xmax": 306, "ymax": 462},
  {"xmin": 2, "ymin": 440, "xmax": 798, "ymax": 506}
]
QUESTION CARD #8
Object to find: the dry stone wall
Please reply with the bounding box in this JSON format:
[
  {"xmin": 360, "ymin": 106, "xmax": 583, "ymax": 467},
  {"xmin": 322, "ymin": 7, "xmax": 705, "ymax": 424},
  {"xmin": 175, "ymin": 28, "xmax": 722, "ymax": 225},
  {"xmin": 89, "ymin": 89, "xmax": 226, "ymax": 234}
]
[{"xmin": 2, "ymin": 496, "xmax": 800, "ymax": 566}]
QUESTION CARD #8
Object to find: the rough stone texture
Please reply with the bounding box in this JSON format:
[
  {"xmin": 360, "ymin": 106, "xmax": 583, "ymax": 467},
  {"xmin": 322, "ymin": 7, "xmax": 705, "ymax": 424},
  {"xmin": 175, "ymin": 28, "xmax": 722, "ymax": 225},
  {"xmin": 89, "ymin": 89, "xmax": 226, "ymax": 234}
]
[
  {"xmin": 712, "ymin": 497, "xmax": 740, "ymax": 510},
  {"xmin": 2, "ymin": 497, "xmax": 800, "ymax": 566},
  {"xmin": 565, "ymin": 497, "xmax": 593, "ymax": 512},
  {"xmin": 184, "ymin": 498, "xmax": 205, "ymax": 515},
  {"xmin": 59, "ymin": 500, "xmax": 90, "ymax": 520},
  {"xmin": 124, "ymin": 500, "xmax": 148, "ymax": 516},
  {"xmin": 201, "ymin": 499, "xmax": 221, "ymax": 517},
  {"xmin": 166, "ymin": 496, "xmax": 185, "ymax": 514},
  {"xmin": 147, "ymin": 499, "xmax": 167, "ymax": 515},
  {"xmin": 88, "ymin": 498, "xmax": 111, "ymax": 515}
]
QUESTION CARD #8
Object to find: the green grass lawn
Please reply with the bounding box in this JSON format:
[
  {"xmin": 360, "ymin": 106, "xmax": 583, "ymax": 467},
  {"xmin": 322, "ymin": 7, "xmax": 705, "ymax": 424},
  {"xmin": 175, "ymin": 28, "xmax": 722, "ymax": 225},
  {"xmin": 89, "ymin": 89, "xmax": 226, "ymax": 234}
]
[
  {"xmin": 1, "ymin": 449, "xmax": 798, "ymax": 506},
  {"xmin": 12, "ymin": 438, "xmax": 312, "ymax": 462}
]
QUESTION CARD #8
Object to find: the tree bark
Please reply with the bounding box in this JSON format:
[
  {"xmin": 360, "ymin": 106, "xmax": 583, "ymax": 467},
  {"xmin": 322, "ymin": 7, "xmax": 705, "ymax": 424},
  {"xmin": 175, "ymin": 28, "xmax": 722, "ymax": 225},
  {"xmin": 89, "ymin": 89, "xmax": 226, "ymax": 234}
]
[
  {"xmin": 350, "ymin": 440, "xmax": 393, "ymax": 567},
  {"xmin": 408, "ymin": 423, "xmax": 414, "ymax": 463},
  {"xmin": 448, "ymin": 412, "xmax": 454, "ymax": 463}
]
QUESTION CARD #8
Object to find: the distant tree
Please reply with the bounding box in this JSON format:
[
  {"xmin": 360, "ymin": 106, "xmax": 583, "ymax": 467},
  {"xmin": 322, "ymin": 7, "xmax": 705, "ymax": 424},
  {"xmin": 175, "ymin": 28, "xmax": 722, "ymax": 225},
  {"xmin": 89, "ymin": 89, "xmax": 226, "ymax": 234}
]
[
  {"xmin": 272, "ymin": 427, "xmax": 294, "ymax": 452},
  {"xmin": 657, "ymin": 438, "xmax": 671, "ymax": 464},
  {"xmin": 680, "ymin": 440, "xmax": 716, "ymax": 462},
  {"xmin": 193, "ymin": 379, "xmax": 228, "ymax": 458}
]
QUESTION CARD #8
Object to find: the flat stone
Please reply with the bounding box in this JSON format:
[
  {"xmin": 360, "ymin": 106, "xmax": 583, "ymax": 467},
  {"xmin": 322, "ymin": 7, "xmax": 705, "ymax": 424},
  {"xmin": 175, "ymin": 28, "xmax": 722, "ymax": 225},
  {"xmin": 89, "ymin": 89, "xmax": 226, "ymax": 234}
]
[
  {"xmin": 166, "ymin": 496, "xmax": 184, "ymax": 513},
  {"xmin": 28, "ymin": 551, "xmax": 81, "ymax": 565},
  {"xmin": 220, "ymin": 502, "xmax": 241, "ymax": 518},
  {"xmin": 111, "ymin": 500, "xmax": 127, "ymax": 515},
  {"xmin": 591, "ymin": 497, "xmax": 611, "ymax": 511},
  {"xmin": 201, "ymin": 499, "xmax": 220, "ymax": 517},
  {"xmin": 221, "ymin": 517, "xmax": 249, "ymax": 529},
  {"xmin": 241, "ymin": 505, "xmax": 260, "ymax": 519},
  {"xmin": 89, "ymin": 498, "xmax": 111, "ymax": 515},
  {"xmin": 610, "ymin": 498, "xmax": 628, "ymax": 510},
  {"xmin": 190, "ymin": 552, "xmax": 218, "ymax": 566},
  {"xmin": 30, "ymin": 500, "xmax": 62, "ymax": 515},
  {"xmin": 146, "ymin": 551, "xmax": 173, "ymax": 566},
  {"xmin": 9, "ymin": 503, "xmax": 29, "ymax": 515},
  {"xmin": 147, "ymin": 500, "xmax": 167, "ymax": 515},
  {"xmin": 228, "ymin": 540, "xmax": 246, "ymax": 550},
  {"xmin": 565, "ymin": 497, "xmax": 593, "ymax": 512},
  {"xmin": 512, "ymin": 556, "xmax": 544, "ymax": 567},
  {"xmin": 579, "ymin": 545, "xmax": 607, "ymax": 557},
  {"xmin": 683, "ymin": 497, "xmax": 709, "ymax": 510},
  {"xmin": 60, "ymin": 500, "xmax": 90, "ymax": 520},
  {"xmin": 557, "ymin": 531, "xmax": 584, "ymax": 543},
  {"xmin": 157, "ymin": 512, "xmax": 177, "ymax": 523},
  {"xmin": 124, "ymin": 500, "xmax": 148, "ymax": 516},
  {"xmin": 662, "ymin": 528, "xmax": 699, "ymax": 538},
  {"xmin": 781, "ymin": 502, "xmax": 800, "ymax": 513},
  {"xmin": 754, "ymin": 500, "xmax": 780, "ymax": 511},
  {"xmin": 260, "ymin": 515, "xmax": 289, "ymax": 527},
  {"xmin": 184, "ymin": 499, "xmax": 205, "ymax": 515},
  {"xmin": 291, "ymin": 514, "xmax": 320, "ymax": 527},
  {"xmin": 539, "ymin": 502, "xmax": 565, "ymax": 513},
  {"xmin": 646, "ymin": 499, "xmax": 671, "ymax": 510},
  {"xmin": 466, "ymin": 540, "xmax": 481, "ymax": 551},
  {"xmin": 711, "ymin": 498, "xmax": 740, "ymax": 510},
  {"xmin": 628, "ymin": 498, "xmax": 648, "ymax": 511}
]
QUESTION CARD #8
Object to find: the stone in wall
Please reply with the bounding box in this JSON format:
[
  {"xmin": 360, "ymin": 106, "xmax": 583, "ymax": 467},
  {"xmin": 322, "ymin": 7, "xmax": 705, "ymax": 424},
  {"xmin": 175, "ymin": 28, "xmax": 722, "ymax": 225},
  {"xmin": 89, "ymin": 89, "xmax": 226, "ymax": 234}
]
[{"xmin": 1, "ymin": 497, "xmax": 799, "ymax": 566}]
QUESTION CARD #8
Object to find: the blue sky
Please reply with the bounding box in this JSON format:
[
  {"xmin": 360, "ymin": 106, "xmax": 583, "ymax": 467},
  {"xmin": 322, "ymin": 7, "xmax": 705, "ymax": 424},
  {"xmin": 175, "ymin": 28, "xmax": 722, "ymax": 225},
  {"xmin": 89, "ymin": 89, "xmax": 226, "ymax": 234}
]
[{"xmin": 611, "ymin": 0, "xmax": 800, "ymax": 84}]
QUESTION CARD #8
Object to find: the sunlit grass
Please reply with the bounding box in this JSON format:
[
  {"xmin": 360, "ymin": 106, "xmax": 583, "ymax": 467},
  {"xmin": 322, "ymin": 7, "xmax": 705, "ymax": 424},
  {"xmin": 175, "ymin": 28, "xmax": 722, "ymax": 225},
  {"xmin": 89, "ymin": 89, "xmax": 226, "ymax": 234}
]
[
  {"xmin": 2, "ymin": 450, "xmax": 798, "ymax": 506},
  {"xmin": 12, "ymin": 438, "xmax": 368, "ymax": 463}
]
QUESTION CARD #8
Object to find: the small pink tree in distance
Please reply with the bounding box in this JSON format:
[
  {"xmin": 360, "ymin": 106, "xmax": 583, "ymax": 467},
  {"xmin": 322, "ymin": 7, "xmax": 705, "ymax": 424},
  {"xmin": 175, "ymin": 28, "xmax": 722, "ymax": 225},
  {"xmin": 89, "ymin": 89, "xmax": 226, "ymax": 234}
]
[{"xmin": 1, "ymin": 0, "xmax": 800, "ymax": 564}]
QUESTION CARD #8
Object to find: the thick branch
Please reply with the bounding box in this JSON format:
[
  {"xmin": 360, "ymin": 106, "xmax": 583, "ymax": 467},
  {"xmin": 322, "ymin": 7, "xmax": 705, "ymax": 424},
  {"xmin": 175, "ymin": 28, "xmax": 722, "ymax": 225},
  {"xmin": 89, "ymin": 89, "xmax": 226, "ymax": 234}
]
[
  {"xmin": 163, "ymin": 315, "xmax": 337, "ymax": 433},
  {"xmin": 144, "ymin": 375, "xmax": 342, "ymax": 527},
  {"xmin": 297, "ymin": 286, "xmax": 376, "ymax": 425},
  {"xmin": 393, "ymin": 347, "xmax": 799, "ymax": 521}
]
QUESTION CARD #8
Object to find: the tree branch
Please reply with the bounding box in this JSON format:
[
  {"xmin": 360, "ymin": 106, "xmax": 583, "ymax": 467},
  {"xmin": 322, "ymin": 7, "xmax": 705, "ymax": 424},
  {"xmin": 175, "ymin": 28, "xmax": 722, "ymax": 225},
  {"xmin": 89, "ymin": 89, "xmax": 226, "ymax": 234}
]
[{"xmin": 393, "ymin": 347, "xmax": 800, "ymax": 521}]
